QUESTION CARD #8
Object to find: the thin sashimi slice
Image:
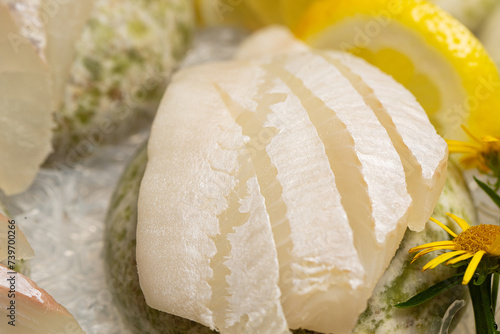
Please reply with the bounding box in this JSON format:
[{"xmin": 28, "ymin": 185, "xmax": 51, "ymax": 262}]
[
  {"xmin": 3, "ymin": 0, "xmax": 194, "ymax": 168},
  {"xmin": 277, "ymin": 52, "xmax": 411, "ymax": 332},
  {"xmin": 220, "ymin": 174, "xmax": 289, "ymax": 333},
  {"xmin": 214, "ymin": 60, "xmax": 365, "ymax": 333},
  {"xmin": 326, "ymin": 52, "xmax": 448, "ymax": 232},
  {"xmin": 4, "ymin": 0, "xmax": 46, "ymax": 55},
  {"xmin": 42, "ymin": 0, "xmax": 96, "ymax": 109},
  {"xmin": 0, "ymin": 264, "xmax": 84, "ymax": 333},
  {"xmin": 0, "ymin": 212, "xmax": 34, "ymax": 262},
  {"xmin": 137, "ymin": 62, "xmax": 289, "ymax": 333},
  {"xmin": 0, "ymin": 4, "xmax": 53, "ymax": 195}
]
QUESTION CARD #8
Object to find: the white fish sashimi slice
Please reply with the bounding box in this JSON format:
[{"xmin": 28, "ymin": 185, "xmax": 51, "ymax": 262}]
[
  {"xmin": 0, "ymin": 212, "xmax": 34, "ymax": 262},
  {"xmin": 138, "ymin": 64, "xmax": 233, "ymax": 329},
  {"xmin": 263, "ymin": 84, "xmax": 367, "ymax": 333},
  {"xmin": 42, "ymin": 0, "xmax": 95, "ymax": 109},
  {"xmin": 328, "ymin": 52, "xmax": 448, "ymax": 232},
  {"xmin": 211, "ymin": 68, "xmax": 290, "ymax": 333},
  {"xmin": 224, "ymin": 176, "xmax": 289, "ymax": 333},
  {"xmin": 5, "ymin": 0, "xmax": 97, "ymax": 109},
  {"xmin": 280, "ymin": 52, "xmax": 411, "ymax": 332},
  {"xmin": 137, "ymin": 62, "xmax": 289, "ymax": 333},
  {"xmin": 264, "ymin": 78, "xmax": 364, "ymax": 285},
  {"xmin": 4, "ymin": 0, "xmax": 46, "ymax": 55},
  {"xmin": 0, "ymin": 5, "xmax": 53, "ymax": 195},
  {"xmin": 216, "ymin": 63, "xmax": 365, "ymax": 333},
  {"xmin": 0, "ymin": 264, "xmax": 84, "ymax": 334},
  {"xmin": 284, "ymin": 52, "xmax": 411, "ymax": 264}
]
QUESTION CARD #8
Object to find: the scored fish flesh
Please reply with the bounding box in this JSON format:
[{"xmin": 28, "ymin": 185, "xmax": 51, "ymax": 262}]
[{"xmin": 137, "ymin": 28, "xmax": 448, "ymax": 334}]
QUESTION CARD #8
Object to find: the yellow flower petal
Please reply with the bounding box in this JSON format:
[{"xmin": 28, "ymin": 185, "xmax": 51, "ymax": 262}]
[
  {"xmin": 446, "ymin": 213, "xmax": 470, "ymax": 231},
  {"xmin": 482, "ymin": 136, "xmax": 500, "ymax": 143},
  {"xmin": 448, "ymin": 126, "xmax": 500, "ymax": 173},
  {"xmin": 446, "ymin": 140, "xmax": 481, "ymax": 150},
  {"xmin": 411, "ymin": 248, "xmax": 435, "ymax": 263},
  {"xmin": 446, "ymin": 252, "xmax": 474, "ymax": 265},
  {"xmin": 462, "ymin": 250, "xmax": 486, "ymax": 285},
  {"xmin": 448, "ymin": 149, "xmax": 479, "ymax": 156},
  {"xmin": 429, "ymin": 217, "xmax": 457, "ymax": 238},
  {"xmin": 409, "ymin": 241, "xmax": 455, "ymax": 254},
  {"xmin": 446, "ymin": 139, "xmax": 478, "ymax": 146},
  {"xmin": 446, "ymin": 146, "xmax": 479, "ymax": 154},
  {"xmin": 411, "ymin": 245, "xmax": 456, "ymax": 264},
  {"xmin": 423, "ymin": 251, "xmax": 467, "ymax": 271},
  {"xmin": 459, "ymin": 156, "xmax": 481, "ymax": 170},
  {"xmin": 461, "ymin": 125, "xmax": 482, "ymax": 143}
]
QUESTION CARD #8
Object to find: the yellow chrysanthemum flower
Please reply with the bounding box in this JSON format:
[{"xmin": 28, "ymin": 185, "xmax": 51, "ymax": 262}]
[
  {"xmin": 447, "ymin": 125, "xmax": 500, "ymax": 174},
  {"xmin": 409, "ymin": 213, "xmax": 500, "ymax": 285}
]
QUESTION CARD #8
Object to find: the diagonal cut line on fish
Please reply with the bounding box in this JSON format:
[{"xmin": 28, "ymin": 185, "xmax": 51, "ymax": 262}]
[
  {"xmin": 213, "ymin": 79, "xmax": 294, "ymax": 332},
  {"xmin": 262, "ymin": 58, "xmax": 375, "ymax": 276},
  {"xmin": 213, "ymin": 78, "xmax": 297, "ymax": 277},
  {"xmin": 321, "ymin": 52, "xmax": 424, "ymax": 224},
  {"xmin": 207, "ymin": 151, "xmax": 251, "ymax": 329},
  {"xmin": 320, "ymin": 51, "xmax": 447, "ymax": 232}
]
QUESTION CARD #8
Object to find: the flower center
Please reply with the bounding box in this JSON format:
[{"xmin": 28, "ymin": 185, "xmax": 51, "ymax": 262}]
[{"xmin": 454, "ymin": 224, "xmax": 500, "ymax": 254}]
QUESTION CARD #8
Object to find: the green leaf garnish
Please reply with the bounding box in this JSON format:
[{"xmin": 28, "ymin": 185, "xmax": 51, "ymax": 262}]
[
  {"xmin": 474, "ymin": 177, "xmax": 500, "ymax": 208},
  {"xmin": 395, "ymin": 275, "xmax": 463, "ymax": 308}
]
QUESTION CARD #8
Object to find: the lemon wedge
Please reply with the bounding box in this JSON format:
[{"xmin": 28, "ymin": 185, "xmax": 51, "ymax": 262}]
[{"xmin": 294, "ymin": 0, "xmax": 500, "ymax": 141}]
